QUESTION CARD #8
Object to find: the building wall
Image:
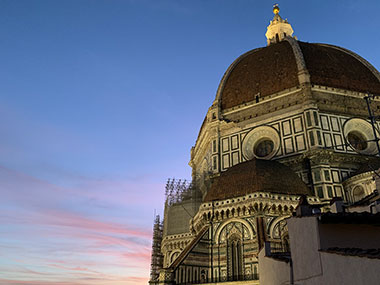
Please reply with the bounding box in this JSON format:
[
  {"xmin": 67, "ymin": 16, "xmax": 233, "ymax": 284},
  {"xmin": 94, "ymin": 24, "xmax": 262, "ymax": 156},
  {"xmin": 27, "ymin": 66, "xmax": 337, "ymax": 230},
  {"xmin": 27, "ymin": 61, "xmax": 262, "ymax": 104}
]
[
  {"xmin": 285, "ymin": 216, "xmax": 380, "ymax": 285},
  {"xmin": 218, "ymin": 109, "xmax": 369, "ymax": 169},
  {"xmin": 194, "ymin": 84, "xmax": 380, "ymax": 172},
  {"xmin": 287, "ymin": 216, "xmax": 322, "ymax": 281},
  {"xmin": 163, "ymin": 200, "xmax": 201, "ymax": 236},
  {"xmin": 191, "ymin": 81, "xmax": 380, "ymax": 208},
  {"xmin": 258, "ymin": 248, "xmax": 290, "ymax": 285},
  {"xmin": 166, "ymin": 194, "xmax": 303, "ymax": 284},
  {"xmin": 316, "ymin": 252, "xmax": 380, "ymax": 285},
  {"xmin": 194, "ymin": 98, "xmax": 378, "ymax": 204}
]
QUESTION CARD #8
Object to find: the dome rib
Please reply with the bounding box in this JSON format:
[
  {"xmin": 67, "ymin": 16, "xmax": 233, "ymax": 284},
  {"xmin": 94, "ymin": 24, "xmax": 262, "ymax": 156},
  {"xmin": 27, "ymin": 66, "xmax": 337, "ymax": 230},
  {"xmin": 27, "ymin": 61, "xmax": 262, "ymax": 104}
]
[
  {"xmin": 218, "ymin": 41, "xmax": 299, "ymax": 110},
  {"xmin": 299, "ymin": 42, "xmax": 380, "ymax": 94}
]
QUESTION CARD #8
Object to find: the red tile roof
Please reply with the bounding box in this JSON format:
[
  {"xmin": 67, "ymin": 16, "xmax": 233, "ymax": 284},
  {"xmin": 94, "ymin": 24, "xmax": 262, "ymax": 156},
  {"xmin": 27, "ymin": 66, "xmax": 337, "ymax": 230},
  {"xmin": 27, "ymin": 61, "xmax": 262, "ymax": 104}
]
[
  {"xmin": 218, "ymin": 41, "xmax": 380, "ymax": 110},
  {"xmin": 299, "ymin": 42, "xmax": 380, "ymax": 95},
  {"xmin": 204, "ymin": 159, "xmax": 312, "ymax": 202},
  {"xmin": 220, "ymin": 41, "xmax": 299, "ymax": 110}
]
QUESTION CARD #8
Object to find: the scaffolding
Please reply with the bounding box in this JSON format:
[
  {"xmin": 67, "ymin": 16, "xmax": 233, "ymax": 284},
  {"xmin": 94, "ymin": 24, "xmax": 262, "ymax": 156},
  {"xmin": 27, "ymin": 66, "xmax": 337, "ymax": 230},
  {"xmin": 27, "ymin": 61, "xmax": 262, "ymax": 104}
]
[
  {"xmin": 164, "ymin": 178, "xmax": 197, "ymax": 206},
  {"xmin": 149, "ymin": 215, "xmax": 163, "ymax": 283}
]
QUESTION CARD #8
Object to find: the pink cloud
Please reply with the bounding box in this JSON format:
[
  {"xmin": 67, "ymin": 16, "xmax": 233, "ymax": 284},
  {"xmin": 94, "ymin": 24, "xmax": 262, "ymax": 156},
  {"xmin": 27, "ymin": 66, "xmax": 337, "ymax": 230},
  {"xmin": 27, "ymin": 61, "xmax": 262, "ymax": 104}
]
[
  {"xmin": 0, "ymin": 267, "xmax": 53, "ymax": 277},
  {"xmin": 48, "ymin": 263, "xmax": 101, "ymax": 274},
  {"xmin": 0, "ymin": 277, "xmax": 150, "ymax": 285},
  {"xmin": 0, "ymin": 278, "xmax": 150, "ymax": 285},
  {"xmin": 0, "ymin": 166, "xmax": 156, "ymax": 284},
  {"xmin": 1, "ymin": 208, "xmax": 152, "ymax": 250},
  {"xmin": 0, "ymin": 280, "xmax": 77, "ymax": 285},
  {"xmin": 38, "ymin": 208, "xmax": 152, "ymax": 238},
  {"xmin": 0, "ymin": 165, "xmax": 164, "ymax": 208}
]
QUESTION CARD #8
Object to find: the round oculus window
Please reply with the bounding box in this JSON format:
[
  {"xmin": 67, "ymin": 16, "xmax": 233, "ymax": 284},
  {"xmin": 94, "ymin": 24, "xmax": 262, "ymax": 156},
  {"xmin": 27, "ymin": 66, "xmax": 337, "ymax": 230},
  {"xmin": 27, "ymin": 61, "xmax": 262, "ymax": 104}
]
[
  {"xmin": 347, "ymin": 131, "xmax": 367, "ymax": 151},
  {"xmin": 254, "ymin": 139, "xmax": 274, "ymax": 158},
  {"xmin": 343, "ymin": 118, "xmax": 378, "ymax": 155},
  {"xmin": 241, "ymin": 126, "xmax": 280, "ymax": 160}
]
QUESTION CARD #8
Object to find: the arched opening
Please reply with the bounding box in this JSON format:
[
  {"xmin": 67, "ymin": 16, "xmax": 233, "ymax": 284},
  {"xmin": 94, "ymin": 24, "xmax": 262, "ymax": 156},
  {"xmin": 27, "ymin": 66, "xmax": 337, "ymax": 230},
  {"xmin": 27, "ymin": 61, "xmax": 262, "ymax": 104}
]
[
  {"xmin": 228, "ymin": 235, "xmax": 242, "ymax": 280},
  {"xmin": 200, "ymin": 269, "xmax": 207, "ymax": 283},
  {"xmin": 275, "ymin": 33, "xmax": 280, "ymax": 42},
  {"xmin": 353, "ymin": 185, "xmax": 365, "ymax": 202}
]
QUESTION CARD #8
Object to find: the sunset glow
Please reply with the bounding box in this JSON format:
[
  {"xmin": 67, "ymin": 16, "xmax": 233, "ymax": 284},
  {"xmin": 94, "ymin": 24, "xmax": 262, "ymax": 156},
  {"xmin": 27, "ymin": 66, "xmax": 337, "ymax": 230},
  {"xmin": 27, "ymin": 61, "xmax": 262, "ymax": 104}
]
[{"xmin": 1, "ymin": 1, "xmax": 380, "ymax": 284}]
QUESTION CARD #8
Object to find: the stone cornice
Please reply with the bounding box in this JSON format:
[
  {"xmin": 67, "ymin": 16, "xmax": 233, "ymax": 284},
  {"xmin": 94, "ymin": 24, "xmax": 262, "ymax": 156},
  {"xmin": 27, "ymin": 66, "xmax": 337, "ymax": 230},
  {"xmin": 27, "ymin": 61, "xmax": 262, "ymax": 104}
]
[
  {"xmin": 221, "ymin": 87, "xmax": 301, "ymax": 116},
  {"xmin": 343, "ymin": 171, "xmax": 374, "ymax": 186},
  {"xmin": 302, "ymin": 149, "xmax": 375, "ymax": 166},
  {"xmin": 311, "ymin": 85, "xmax": 380, "ymax": 100},
  {"xmin": 161, "ymin": 233, "xmax": 193, "ymax": 251}
]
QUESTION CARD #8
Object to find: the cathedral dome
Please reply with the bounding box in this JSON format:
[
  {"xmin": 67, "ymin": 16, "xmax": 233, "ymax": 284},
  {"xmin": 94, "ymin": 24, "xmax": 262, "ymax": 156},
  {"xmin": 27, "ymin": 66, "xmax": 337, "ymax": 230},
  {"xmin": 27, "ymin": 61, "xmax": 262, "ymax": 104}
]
[
  {"xmin": 217, "ymin": 40, "xmax": 380, "ymax": 110},
  {"xmin": 204, "ymin": 159, "xmax": 312, "ymax": 202}
]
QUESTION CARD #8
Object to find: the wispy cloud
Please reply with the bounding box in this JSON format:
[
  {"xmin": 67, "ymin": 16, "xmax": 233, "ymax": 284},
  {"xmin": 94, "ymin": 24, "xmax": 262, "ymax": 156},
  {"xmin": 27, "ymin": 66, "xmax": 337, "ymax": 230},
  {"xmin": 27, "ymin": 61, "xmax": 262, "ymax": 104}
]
[
  {"xmin": 0, "ymin": 276, "xmax": 150, "ymax": 285},
  {"xmin": 0, "ymin": 166, "xmax": 155, "ymax": 284}
]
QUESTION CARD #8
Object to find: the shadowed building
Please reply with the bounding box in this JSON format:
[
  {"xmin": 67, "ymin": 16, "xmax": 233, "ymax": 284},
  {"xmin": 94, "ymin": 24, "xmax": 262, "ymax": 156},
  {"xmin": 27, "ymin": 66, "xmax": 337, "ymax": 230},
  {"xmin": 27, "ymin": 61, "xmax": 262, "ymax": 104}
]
[
  {"xmin": 149, "ymin": 5, "xmax": 380, "ymax": 284},
  {"xmin": 259, "ymin": 200, "xmax": 380, "ymax": 285}
]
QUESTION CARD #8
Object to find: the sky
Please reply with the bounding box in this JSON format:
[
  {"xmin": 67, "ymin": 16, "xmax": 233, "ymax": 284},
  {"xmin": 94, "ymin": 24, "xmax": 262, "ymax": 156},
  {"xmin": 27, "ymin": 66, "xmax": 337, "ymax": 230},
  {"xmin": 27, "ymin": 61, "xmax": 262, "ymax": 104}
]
[{"xmin": 1, "ymin": 0, "xmax": 380, "ymax": 284}]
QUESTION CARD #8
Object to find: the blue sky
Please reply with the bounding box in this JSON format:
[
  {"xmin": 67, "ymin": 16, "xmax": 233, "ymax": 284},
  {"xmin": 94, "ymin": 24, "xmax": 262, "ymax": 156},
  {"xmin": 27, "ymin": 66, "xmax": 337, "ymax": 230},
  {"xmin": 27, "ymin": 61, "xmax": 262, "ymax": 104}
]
[{"xmin": 1, "ymin": 0, "xmax": 380, "ymax": 284}]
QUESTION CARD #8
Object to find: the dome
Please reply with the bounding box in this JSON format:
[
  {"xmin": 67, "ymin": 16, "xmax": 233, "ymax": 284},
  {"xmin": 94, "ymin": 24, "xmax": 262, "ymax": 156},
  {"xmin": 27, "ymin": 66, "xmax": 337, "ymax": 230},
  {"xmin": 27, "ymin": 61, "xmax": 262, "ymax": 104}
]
[
  {"xmin": 204, "ymin": 158, "xmax": 312, "ymax": 202},
  {"xmin": 217, "ymin": 40, "xmax": 380, "ymax": 110}
]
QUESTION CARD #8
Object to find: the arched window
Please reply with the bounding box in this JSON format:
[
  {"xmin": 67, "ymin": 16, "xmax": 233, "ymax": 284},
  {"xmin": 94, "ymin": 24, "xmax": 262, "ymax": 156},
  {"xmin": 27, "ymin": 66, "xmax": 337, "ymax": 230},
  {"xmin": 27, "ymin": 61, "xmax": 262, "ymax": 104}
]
[
  {"xmin": 228, "ymin": 235, "xmax": 242, "ymax": 280},
  {"xmin": 200, "ymin": 269, "xmax": 207, "ymax": 283},
  {"xmin": 275, "ymin": 33, "xmax": 280, "ymax": 43},
  {"xmin": 353, "ymin": 185, "xmax": 365, "ymax": 202},
  {"xmin": 216, "ymin": 221, "xmax": 253, "ymax": 281}
]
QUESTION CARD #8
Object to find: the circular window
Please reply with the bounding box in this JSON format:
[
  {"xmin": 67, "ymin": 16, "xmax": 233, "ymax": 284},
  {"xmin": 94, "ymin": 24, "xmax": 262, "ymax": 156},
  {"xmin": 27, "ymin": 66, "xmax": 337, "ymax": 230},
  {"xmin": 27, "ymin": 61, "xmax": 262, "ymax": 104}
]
[
  {"xmin": 347, "ymin": 131, "xmax": 367, "ymax": 151},
  {"xmin": 343, "ymin": 118, "xmax": 378, "ymax": 155},
  {"xmin": 254, "ymin": 139, "xmax": 274, "ymax": 158},
  {"xmin": 242, "ymin": 126, "xmax": 280, "ymax": 160}
]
